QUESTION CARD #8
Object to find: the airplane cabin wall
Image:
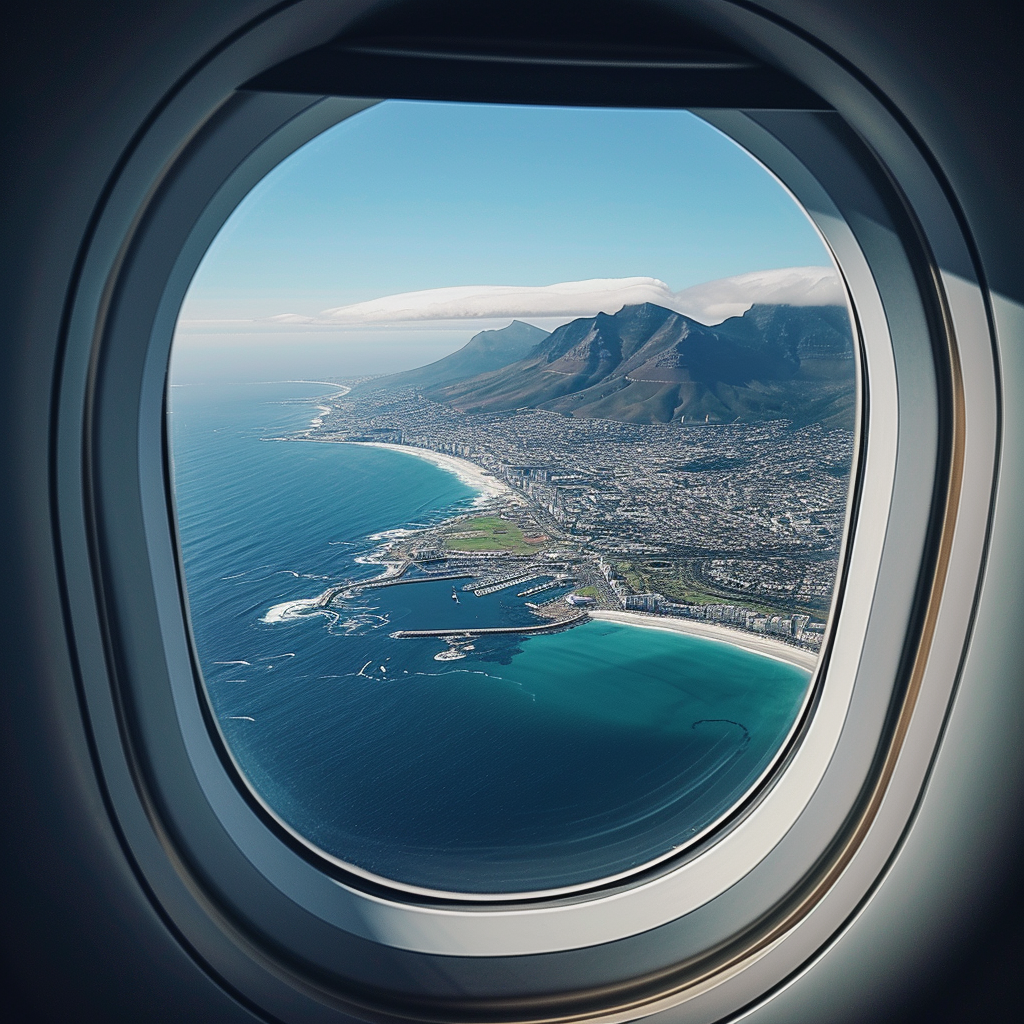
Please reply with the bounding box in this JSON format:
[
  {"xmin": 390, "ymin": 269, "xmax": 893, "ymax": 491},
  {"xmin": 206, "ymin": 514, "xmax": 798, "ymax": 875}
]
[{"xmin": 1, "ymin": 2, "xmax": 1021, "ymax": 1021}]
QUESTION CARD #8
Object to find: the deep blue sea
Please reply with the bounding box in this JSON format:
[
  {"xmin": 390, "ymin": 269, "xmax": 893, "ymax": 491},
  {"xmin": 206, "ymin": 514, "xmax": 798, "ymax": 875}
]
[{"xmin": 168, "ymin": 381, "xmax": 811, "ymax": 893}]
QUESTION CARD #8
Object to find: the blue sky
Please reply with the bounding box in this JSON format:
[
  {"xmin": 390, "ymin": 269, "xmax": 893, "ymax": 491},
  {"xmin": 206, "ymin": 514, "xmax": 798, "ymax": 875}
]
[{"xmin": 174, "ymin": 101, "xmax": 831, "ymax": 381}]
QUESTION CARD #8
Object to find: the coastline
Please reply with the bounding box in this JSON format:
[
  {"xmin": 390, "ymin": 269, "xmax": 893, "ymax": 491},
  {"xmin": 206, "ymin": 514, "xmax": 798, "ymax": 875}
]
[
  {"xmin": 590, "ymin": 610, "xmax": 818, "ymax": 672},
  {"xmin": 300, "ymin": 432, "xmax": 816, "ymax": 675},
  {"xmin": 342, "ymin": 441, "xmax": 512, "ymax": 502}
]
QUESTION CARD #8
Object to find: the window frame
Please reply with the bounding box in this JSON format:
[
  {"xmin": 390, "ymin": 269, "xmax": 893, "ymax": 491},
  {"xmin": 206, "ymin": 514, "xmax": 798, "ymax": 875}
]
[
  {"xmin": 53, "ymin": 2, "xmax": 997, "ymax": 1021},
  {"xmin": 163, "ymin": 99, "xmax": 867, "ymax": 910}
]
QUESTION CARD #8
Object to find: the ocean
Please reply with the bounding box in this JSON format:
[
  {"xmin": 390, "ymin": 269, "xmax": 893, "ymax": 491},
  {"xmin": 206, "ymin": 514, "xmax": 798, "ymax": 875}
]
[{"xmin": 168, "ymin": 381, "xmax": 812, "ymax": 894}]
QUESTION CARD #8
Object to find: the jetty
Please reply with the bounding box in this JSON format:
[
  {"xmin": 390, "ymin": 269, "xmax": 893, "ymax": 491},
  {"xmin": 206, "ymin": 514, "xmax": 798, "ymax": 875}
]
[{"xmin": 389, "ymin": 612, "xmax": 589, "ymax": 640}]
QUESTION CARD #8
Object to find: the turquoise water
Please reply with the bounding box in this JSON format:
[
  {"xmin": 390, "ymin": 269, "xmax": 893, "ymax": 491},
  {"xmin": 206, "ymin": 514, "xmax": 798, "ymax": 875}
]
[{"xmin": 168, "ymin": 381, "xmax": 812, "ymax": 893}]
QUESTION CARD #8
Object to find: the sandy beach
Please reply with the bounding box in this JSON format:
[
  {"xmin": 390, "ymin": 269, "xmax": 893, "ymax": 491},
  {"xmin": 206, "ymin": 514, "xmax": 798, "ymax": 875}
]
[
  {"xmin": 344, "ymin": 441, "xmax": 512, "ymax": 502},
  {"xmin": 590, "ymin": 610, "xmax": 818, "ymax": 672}
]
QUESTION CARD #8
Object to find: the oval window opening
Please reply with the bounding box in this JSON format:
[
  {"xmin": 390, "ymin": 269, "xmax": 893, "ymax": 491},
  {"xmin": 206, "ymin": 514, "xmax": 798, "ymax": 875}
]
[{"xmin": 167, "ymin": 100, "xmax": 858, "ymax": 897}]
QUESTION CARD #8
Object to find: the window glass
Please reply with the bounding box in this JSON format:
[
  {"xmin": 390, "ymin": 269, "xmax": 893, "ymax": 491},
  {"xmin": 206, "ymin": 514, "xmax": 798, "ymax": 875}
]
[{"xmin": 169, "ymin": 101, "xmax": 856, "ymax": 894}]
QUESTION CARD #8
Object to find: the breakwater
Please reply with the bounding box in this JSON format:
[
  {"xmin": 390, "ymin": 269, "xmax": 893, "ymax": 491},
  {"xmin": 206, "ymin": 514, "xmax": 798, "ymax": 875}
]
[
  {"xmin": 390, "ymin": 612, "xmax": 589, "ymax": 639},
  {"xmin": 314, "ymin": 570, "xmax": 475, "ymax": 607}
]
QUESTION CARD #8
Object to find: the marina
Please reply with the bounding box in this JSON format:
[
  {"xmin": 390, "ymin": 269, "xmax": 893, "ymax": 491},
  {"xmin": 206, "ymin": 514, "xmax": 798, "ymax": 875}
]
[
  {"xmin": 518, "ymin": 576, "xmax": 573, "ymax": 597},
  {"xmin": 466, "ymin": 572, "xmax": 545, "ymax": 596}
]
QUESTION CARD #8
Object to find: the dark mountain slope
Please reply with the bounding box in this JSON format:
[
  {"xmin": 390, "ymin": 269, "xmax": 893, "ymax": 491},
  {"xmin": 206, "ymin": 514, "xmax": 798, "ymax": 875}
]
[
  {"xmin": 430, "ymin": 303, "xmax": 855, "ymax": 428},
  {"xmin": 358, "ymin": 320, "xmax": 549, "ymax": 391}
]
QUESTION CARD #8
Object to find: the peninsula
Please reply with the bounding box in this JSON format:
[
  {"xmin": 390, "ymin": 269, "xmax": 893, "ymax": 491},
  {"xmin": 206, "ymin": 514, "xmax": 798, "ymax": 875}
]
[{"xmin": 304, "ymin": 301, "xmax": 856, "ymax": 656}]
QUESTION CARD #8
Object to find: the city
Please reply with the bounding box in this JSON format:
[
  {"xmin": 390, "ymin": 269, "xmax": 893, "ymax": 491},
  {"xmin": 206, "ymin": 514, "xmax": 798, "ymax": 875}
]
[{"xmin": 307, "ymin": 383, "xmax": 855, "ymax": 653}]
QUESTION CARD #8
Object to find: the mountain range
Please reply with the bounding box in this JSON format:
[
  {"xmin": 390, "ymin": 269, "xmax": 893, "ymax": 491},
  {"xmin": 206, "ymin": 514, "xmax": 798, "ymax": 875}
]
[{"xmin": 419, "ymin": 303, "xmax": 856, "ymax": 429}]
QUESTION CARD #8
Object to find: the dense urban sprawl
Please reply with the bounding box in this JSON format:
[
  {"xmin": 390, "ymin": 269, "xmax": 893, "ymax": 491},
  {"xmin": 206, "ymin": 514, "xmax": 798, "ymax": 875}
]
[{"xmin": 311, "ymin": 385, "xmax": 855, "ymax": 650}]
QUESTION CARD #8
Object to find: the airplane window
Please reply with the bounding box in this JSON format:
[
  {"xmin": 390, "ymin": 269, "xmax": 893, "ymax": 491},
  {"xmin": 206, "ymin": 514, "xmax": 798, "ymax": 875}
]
[
  {"xmin": 49, "ymin": 3, "xmax": 1000, "ymax": 1018},
  {"xmin": 167, "ymin": 100, "xmax": 857, "ymax": 896}
]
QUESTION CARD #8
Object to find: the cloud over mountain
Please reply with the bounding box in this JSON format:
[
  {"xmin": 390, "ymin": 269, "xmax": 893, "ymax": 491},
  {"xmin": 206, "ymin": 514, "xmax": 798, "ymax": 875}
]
[
  {"xmin": 670, "ymin": 266, "xmax": 845, "ymax": 323},
  {"xmin": 268, "ymin": 266, "xmax": 845, "ymax": 328}
]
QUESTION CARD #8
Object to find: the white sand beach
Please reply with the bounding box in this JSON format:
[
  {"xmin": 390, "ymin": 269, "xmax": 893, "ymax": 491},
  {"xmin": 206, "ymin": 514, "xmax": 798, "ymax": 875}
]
[
  {"xmin": 345, "ymin": 442, "xmax": 512, "ymax": 502},
  {"xmin": 590, "ymin": 610, "xmax": 818, "ymax": 672}
]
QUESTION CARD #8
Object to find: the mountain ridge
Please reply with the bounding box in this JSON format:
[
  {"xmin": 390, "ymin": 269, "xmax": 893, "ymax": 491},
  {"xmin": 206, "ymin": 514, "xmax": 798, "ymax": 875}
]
[
  {"xmin": 358, "ymin": 320, "xmax": 550, "ymax": 392},
  {"xmin": 429, "ymin": 303, "xmax": 855, "ymax": 429}
]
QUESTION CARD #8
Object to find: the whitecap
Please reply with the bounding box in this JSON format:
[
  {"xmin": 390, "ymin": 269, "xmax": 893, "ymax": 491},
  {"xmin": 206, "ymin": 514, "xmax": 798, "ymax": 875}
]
[
  {"xmin": 366, "ymin": 528, "xmax": 418, "ymax": 541},
  {"xmin": 261, "ymin": 595, "xmax": 333, "ymax": 623},
  {"xmin": 326, "ymin": 612, "xmax": 389, "ymax": 636}
]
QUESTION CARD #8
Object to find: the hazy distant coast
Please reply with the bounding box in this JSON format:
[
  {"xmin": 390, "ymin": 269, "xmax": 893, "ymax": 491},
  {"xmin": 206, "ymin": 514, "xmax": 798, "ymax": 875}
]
[{"xmin": 590, "ymin": 610, "xmax": 817, "ymax": 672}]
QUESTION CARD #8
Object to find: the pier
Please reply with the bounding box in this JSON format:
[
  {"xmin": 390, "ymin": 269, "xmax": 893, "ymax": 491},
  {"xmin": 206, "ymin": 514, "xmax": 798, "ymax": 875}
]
[
  {"xmin": 518, "ymin": 576, "xmax": 572, "ymax": 597},
  {"xmin": 389, "ymin": 612, "xmax": 589, "ymax": 640},
  {"xmin": 467, "ymin": 572, "xmax": 544, "ymax": 596},
  {"xmin": 462, "ymin": 571, "xmax": 528, "ymax": 593}
]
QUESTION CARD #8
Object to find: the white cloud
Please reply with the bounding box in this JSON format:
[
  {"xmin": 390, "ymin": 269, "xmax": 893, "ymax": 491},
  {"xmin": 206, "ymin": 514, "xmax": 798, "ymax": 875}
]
[
  {"xmin": 306, "ymin": 278, "xmax": 684, "ymax": 325},
  {"xmin": 671, "ymin": 266, "xmax": 845, "ymax": 323},
  {"xmin": 254, "ymin": 266, "xmax": 846, "ymax": 329}
]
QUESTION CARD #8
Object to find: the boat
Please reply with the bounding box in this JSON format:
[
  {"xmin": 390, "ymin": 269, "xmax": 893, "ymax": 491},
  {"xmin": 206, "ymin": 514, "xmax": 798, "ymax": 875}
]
[
  {"xmin": 451, "ymin": 586, "xmax": 459, "ymax": 603},
  {"xmin": 433, "ymin": 648, "xmax": 467, "ymax": 662}
]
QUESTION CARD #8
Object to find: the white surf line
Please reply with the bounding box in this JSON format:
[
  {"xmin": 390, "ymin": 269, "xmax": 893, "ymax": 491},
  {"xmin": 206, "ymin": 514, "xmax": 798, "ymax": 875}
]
[
  {"xmin": 232, "ymin": 379, "xmax": 351, "ymax": 393},
  {"xmin": 590, "ymin": 610, "xmax": 818, "ymax": 672},
  {"xmin": 280, "ymin": 380, "xmax": 351, "ymax": 392},
  {"xmin": 341, "ymin": 441, "xmax": 510, "ymax": 501},
  {"xmin": 262, "ymin": 597, "xmax": 325, "ymax": 623}
]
